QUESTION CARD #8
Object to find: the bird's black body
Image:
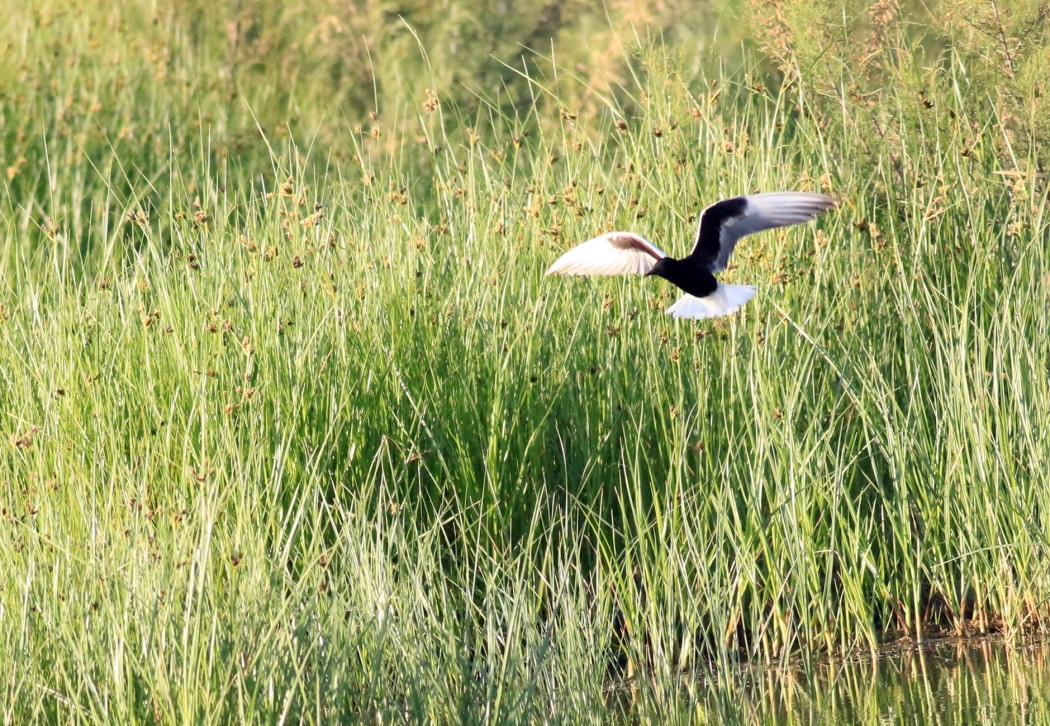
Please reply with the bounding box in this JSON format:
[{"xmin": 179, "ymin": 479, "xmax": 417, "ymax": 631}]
[
  {"xmin": 646, "ymin": 258, "xmax": 717, "ymax": 297},
  {"xmin": 644, "ymin": 196, "xmax": 747, "ymax": 296}
]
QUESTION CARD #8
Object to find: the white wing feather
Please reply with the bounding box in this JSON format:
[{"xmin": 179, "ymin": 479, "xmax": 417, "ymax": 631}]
[{"xmin": 545, "ymin": 232, "xmax": 667, "ymax": 276}]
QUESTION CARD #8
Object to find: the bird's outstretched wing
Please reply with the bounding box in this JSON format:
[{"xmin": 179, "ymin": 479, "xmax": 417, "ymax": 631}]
[
  {"xmin": 688, "ymin": 192, "xmax": 837, "ymax": 273},
  {"xmin": 545, "ymin": 232, "xmax": 667, "ymax": 276}
]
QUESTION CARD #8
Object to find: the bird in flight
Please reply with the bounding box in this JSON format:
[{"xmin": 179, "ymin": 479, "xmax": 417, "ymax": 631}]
[{"xmin": 546, "ymin": 192, "xmax": 837, "ymax": 319}]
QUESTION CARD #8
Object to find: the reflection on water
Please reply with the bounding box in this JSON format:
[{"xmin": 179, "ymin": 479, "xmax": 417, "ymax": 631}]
[{"xmin": 646, "ymin": 638, "xmax": 1050, "ymax": 724}]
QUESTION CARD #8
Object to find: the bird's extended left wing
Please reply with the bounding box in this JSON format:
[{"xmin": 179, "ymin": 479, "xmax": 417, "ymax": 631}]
[{"xmin": 545, "ymin": 232, "xmax": 667, "ymax": 276}]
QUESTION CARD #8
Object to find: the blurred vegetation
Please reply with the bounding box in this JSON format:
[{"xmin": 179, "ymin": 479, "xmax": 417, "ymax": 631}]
[{"xmin": 1, "ymin": 0, "xmax": 1046, "ymax": 281}]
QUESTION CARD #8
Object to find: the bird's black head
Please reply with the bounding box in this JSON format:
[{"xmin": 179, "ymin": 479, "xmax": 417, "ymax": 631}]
[{"xmin": 645, "ymin": 258, "xmax": 671, "ymax": 279}]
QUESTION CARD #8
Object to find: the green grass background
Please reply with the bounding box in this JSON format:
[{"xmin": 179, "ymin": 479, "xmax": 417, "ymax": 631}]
[{"xmin": 1, "ymin": 0, "xmax": 1049, "ymax": 721}]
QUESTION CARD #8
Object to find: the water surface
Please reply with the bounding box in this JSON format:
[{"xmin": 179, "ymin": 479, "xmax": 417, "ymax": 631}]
[{"xmin": 635, "ymin": 637, "xmax": 1050, "ymax": 724}]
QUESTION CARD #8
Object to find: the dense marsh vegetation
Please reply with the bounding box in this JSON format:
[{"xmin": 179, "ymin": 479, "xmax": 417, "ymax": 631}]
[{"xmin": 1, "ymin": 0, "xmax": 1048, "ymax": 720}]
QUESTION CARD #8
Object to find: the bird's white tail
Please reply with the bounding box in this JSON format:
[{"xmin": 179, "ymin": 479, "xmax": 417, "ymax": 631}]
[{"xmin": 665, "ymin": 284, "xmax": 756, "ymax": 319}]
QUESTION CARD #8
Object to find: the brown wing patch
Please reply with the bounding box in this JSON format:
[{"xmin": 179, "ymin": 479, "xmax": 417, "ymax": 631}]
[{"xmin": 607, "ymin": 233, "xmax": 663, "ymax": 260}]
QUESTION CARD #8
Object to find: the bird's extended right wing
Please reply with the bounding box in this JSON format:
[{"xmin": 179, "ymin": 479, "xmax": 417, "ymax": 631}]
[
  {"xmin": 689, "ymin": 192, "xmax": 837, "ymax": 273},
  {"xmin": 545, "ymin": 232, "xmax": 667, "ymax": 276}
]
